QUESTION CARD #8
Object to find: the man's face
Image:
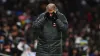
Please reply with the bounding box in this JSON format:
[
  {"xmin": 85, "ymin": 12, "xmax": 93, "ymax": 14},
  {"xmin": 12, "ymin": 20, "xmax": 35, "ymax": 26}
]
[
  {"xmin": 46, "ymin": 3, "xmax": 56, "ymax": 14},
  {"xmin": 48, "ymin": 8, "xmax": 55, "ymax": 14},
  {"xmin": 47, "ymin": 4, "xmax": 55, "ymax": 14}
]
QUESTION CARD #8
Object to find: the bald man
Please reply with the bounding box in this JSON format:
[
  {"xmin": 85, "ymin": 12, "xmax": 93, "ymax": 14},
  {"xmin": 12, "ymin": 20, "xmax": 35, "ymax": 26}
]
[{"xmin": 33, "ymin": 3, "xmax": 68, "ymax": 56}]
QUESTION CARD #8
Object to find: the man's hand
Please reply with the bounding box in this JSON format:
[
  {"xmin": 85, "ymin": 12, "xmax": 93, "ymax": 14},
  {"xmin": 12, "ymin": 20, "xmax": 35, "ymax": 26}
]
[
  {"xmin": 52, "ymin": 12, "xmax": 58, "ymax": 21},
  {"xmin": 44, "ymin": 12, "xmax": 58, "ymax": 21},
  {"xmin": 44, "ymin": 12, "xmax": 49, "ymax": 18}
]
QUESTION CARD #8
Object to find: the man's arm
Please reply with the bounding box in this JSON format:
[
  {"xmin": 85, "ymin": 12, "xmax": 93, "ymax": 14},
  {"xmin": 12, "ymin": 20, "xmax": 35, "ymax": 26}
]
[
  {"xmin": 55, "ymin": 13, "xmax": 68, "ymax": 32},
  {"xmin": 33, "ymin": 13, "xmax": 46, "ymax": 28}
]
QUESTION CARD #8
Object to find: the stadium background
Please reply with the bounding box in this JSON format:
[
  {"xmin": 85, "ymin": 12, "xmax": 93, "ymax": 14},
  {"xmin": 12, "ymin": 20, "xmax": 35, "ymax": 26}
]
[{"xmin": 0, "ymin": 0, "xmax": 100, "ymax": 56}]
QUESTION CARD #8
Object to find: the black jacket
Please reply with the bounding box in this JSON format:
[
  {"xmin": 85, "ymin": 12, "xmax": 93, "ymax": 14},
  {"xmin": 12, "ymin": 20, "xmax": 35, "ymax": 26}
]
[{"xmin": 33, "ymin": 11, "xmax": 68, "ymax": 56}]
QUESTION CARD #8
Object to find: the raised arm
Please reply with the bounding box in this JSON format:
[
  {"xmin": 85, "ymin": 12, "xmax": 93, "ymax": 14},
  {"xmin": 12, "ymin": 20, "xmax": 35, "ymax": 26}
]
[
  {"xmin": 33, "ymin": 13, "xmax": 46, "ymax": 28},
  {"xmin": 56, "ymin": 13, "xmax": 68, "ymax": 32}
]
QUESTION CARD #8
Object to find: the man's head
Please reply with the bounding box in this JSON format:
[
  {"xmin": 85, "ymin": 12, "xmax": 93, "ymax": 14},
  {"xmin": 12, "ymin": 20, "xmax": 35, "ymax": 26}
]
[{"xmin": 46, "ymin": 3, "xmax": 56, "ymax": 13}]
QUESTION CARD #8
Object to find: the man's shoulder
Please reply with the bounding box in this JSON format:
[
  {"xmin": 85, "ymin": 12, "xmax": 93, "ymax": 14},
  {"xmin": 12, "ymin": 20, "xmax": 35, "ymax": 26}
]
[
  {"xmin": 39, "ymin": 12, "xmax": 45, "ymax": 16},
  {"xmin": 36, "ymin": 12, "xmax": 46, "ymax": 19},
  {"xmin": 57, "ymin": 12, "xmax": 64, "ymax": 16}
]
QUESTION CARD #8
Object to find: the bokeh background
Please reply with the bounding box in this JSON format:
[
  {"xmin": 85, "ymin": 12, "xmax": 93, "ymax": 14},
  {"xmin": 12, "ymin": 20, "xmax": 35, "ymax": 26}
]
[{"xmin": 0, "ymin": 0, "xmax": 100, "ymax": 56}]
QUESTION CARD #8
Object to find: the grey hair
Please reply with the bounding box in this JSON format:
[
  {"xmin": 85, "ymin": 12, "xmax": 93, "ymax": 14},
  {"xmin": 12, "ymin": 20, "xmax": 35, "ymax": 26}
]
[{"xmin": 46, "ymin": 3, "xmax": 58, "ymax": 12}]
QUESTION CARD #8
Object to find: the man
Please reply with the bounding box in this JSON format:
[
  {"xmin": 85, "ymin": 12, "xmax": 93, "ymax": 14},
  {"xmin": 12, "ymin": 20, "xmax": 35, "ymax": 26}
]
[{"xmin": 33, "ymin": 3, "xmax": 68, "ymax": 56}]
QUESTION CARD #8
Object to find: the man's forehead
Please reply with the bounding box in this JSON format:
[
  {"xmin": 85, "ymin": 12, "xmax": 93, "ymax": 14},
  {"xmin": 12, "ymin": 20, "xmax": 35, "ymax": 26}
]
[
  {"xmin": 47, "ymin": 3, "xmax": 56, "ymax": 9},
  {"xmin": 48, "ymin": 4, "xmax": 55, "ymax": 6}
]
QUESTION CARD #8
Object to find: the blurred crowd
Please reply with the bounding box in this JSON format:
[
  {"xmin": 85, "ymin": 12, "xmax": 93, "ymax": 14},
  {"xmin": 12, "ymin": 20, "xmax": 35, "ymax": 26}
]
[{"xmin": 0, "ymin": 0, "xmax": 100, "ymax": 56}]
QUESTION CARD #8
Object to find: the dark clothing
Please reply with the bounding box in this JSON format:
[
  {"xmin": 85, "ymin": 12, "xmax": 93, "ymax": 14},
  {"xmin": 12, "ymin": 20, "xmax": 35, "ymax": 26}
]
[{"xmin": 33, "ymin": 11, "xmax": 68, "ymax": 56}]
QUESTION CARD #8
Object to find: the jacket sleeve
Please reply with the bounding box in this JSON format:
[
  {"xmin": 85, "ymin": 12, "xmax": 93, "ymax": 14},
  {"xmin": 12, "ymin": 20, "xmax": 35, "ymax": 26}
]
[
  {"xmin": 55, "ymin": 13, "xmax": 68, "ymax": 32},
  {"xmin": 33, "ymin": 13, "xmax": 46, "ymax": 28}
]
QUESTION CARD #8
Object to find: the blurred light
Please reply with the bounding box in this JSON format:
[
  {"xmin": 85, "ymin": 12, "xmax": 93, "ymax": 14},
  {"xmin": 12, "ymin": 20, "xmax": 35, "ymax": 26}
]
[
  {"xmin": 96, "ymin": 0, "xmax": 100, "ymax": 3},
  {"xmin": 16, "ymin": 11, "xmax": 23, "ymax": 16},
  {"xmin": 29, "ymin": 0, "xmax": 35, "ymax": 3},
  {"xmin": 81, "ymin": 0, "xmax": 87, "ymax": 5},
  {"xmin": 17, "ymin": 22, "xmax": 21, "ymax": 26},
  {"xmin": 25, "ymin": 19, "xmax": 31, "ymax": 24},
  {"xmin": 18, "ymin": 15, "xmax": 26, "ymax": 21},
  {"xmin": 70, "ymin": 12, "xmax": 74, "ymax": 17},
  {"xmin": 2, "ymin": 0, "xmax": 6, "ymax": 3},
  {"xmin": 6, "ymin": 10, "xmax": 12, "ymax": 15}
]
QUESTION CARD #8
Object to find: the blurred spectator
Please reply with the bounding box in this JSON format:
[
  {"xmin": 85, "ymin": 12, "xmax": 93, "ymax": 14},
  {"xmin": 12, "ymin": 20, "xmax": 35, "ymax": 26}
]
[
  {"xmin": 0, "ymin": 0, "xmax": 100, "ymax": 56},
  {"xmin": 3, "ymin": 44, "xmax": 15, "ymax": 55},
  {"xmin": 21, "ymin": 46, "xmax": 36, "ymax": 56},
  {"xmin": 0, "ymin": 35, "xmax": 5, "ymax": 53},
  {"xmin": 72, "ymin": 48, "xmax": 81, "ymax": 56},
  {"xmin": 17, "ymin": 39, "xmax": 27, "ymax": 56}
]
